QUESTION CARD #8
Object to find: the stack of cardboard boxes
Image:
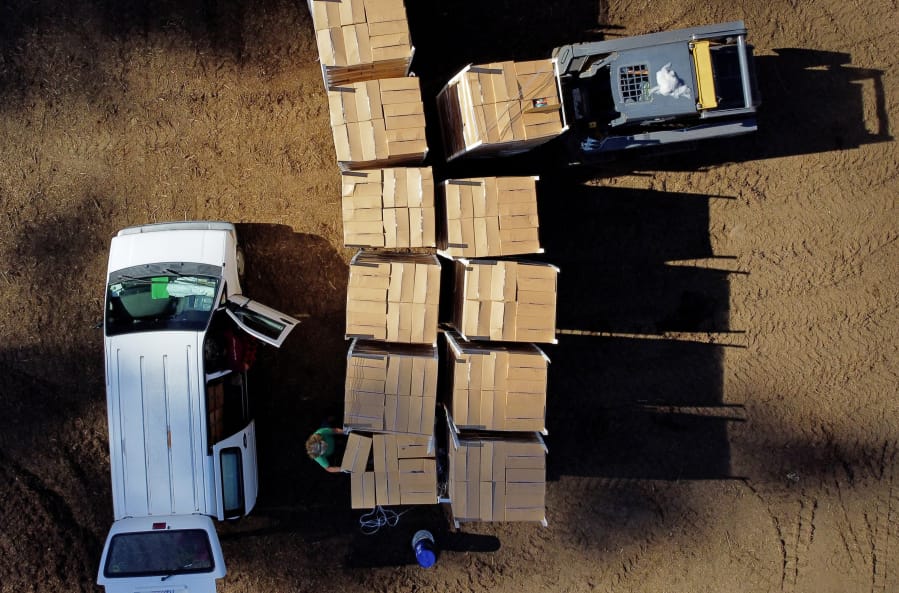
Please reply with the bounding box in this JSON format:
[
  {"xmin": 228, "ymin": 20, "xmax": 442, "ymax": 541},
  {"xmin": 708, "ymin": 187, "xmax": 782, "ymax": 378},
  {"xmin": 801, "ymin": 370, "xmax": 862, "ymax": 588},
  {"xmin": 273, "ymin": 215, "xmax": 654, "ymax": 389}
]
[
  {"xmin": 435, "ymin": 173, "xmax": 555, "ymax": 524},
  {"xmin": 341, "ymin": 432, "xmax": 438, "ymax": 509},
  {"xmin": 435, "ymin": 175, "xmax": 556, "ymax": 344},
  {"xmin": 442, "ymin": 329, "xmax": 550, "ymax": 524},
  {"xmin": 446, "ymin": 431, "xmax": 547, "ymax": 523},
  {"xmin": 345, "ymin": 251, "xmax": 440, "ymax": 344},
  {"xmin": 307, "ymin": 4, "xmax": 556, "ymax": 524},
  {"xmin": 444, "ymin": 331, "xmax": 548, "ymax": 433},
  {"xmin": 437, "ymin": 176, "xmax": 541, "ymax": 258},
  {"xmin": 342, "ymin": 167, "xmax": 436, "ymax": 248},
  {"xmin": 450, "ymin": 258, "xmax": 559, "ymax": 343},
  {"xmin": 344, "ymin": 339, "xmax": 438, "ymax": 434},
  {"xmin": 309, "ymin": 0, "xmax": 415, "ymax": 88},
  {"xmin": 436, "ymin": 59, "xmax": 568, "ymax": 161},
  {"xmin": 342, "ymin": 250, "xmax": 441, "ymax": 509},
  {"xmin": 328, "ymin": 77, "xmax": 428, "ymax": 169},
  {"xmin": 307, "ymin": 0, "xmax": 430, "ymax": 249}
]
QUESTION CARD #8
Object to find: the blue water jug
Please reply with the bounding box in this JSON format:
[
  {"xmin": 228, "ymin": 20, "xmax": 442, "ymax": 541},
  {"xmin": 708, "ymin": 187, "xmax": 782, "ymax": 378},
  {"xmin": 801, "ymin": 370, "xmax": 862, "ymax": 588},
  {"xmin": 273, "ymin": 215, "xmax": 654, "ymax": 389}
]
[{"xmin": 411, "ymin": 530, "xmax": 436, "ymax": 568}]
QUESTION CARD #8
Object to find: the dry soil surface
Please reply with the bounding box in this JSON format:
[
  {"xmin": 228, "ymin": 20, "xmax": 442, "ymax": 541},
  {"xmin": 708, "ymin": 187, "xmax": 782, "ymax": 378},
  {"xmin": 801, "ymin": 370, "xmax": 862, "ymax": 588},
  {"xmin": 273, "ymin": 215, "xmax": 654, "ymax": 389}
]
[{"xmin": 0, "ymin": 0, "xmax": 897, "ymax": 592}]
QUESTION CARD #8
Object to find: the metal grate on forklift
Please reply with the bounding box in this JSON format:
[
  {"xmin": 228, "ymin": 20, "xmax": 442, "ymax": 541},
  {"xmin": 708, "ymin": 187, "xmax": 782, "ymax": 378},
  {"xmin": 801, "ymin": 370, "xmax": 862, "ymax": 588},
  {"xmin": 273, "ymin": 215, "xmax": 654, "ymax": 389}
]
[{"xmin": 619, "ymin": 65, "xmax": 650, "ymax": 103}]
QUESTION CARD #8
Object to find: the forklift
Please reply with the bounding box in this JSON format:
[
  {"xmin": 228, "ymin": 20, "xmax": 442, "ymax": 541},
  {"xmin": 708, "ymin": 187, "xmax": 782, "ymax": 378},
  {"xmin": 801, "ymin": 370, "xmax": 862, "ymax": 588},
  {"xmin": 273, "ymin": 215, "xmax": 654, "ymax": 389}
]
[{"xmin": 552, "ymin": 21, "xmax": 760, "ymax": 162}]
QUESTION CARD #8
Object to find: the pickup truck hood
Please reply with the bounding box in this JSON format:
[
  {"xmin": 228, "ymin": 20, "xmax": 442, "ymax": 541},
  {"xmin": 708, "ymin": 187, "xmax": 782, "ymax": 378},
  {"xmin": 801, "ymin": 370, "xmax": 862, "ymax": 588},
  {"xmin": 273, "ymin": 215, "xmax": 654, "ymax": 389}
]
[{"xmin": 105, "ymin": 331, "xmax": 210, "ymax": 521}]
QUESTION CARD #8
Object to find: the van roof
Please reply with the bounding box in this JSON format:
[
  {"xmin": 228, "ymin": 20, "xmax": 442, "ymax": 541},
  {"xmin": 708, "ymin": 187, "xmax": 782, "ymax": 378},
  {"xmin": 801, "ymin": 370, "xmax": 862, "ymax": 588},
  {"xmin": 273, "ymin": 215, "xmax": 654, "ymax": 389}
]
[{"xmin": 106, "ymin": 330, "xmax": 211, "ymax": 520}]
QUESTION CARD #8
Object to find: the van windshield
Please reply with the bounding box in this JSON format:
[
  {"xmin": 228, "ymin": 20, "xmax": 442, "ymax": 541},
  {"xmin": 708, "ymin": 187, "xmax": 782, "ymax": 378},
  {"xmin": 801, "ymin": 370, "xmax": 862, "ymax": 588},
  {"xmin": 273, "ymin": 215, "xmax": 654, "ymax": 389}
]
[
  {"xmin": 106, "ymin": 274, "xmax": 221, "ymax": 335},
  {"xmin": 103, "ymin": 529, "xmax": 215, "ymax": 578}
]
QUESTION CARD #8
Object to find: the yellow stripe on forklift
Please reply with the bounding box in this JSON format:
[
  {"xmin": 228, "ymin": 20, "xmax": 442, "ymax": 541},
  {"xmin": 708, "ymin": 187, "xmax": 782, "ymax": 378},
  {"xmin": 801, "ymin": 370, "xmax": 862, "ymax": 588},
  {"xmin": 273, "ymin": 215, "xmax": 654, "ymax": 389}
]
[{"xmin": 692, "ymin": 40, "xmax": 718, "ymax": 110}]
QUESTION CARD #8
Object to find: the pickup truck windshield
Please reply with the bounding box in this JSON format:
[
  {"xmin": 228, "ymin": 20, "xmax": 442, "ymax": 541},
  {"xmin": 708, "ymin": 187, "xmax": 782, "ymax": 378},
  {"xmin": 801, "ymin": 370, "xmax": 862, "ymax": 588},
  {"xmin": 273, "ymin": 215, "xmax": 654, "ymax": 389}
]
[
  {"xmin": 103, "ymin": 529, "xmax": 215, "ymax": 578},
  {"xmin": 106, "ymin": 274, "xmax": 221, "ymax": 335}
]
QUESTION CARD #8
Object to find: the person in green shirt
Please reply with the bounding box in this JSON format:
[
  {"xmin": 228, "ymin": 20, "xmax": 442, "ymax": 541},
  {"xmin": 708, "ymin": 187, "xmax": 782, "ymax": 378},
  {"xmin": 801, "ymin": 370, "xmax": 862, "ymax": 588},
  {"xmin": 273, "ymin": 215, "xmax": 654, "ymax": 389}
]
[{"xmin": 305, "ymin": 426, "xmax": 345, "ymax": 473}]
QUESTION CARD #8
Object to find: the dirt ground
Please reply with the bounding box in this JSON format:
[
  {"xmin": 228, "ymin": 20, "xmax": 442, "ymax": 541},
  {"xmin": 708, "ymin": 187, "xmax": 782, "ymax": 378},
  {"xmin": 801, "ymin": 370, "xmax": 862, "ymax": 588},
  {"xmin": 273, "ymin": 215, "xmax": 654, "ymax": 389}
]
[{"xmin": 0, "ymin": 0, "xmax": 897, "ymax": 591}]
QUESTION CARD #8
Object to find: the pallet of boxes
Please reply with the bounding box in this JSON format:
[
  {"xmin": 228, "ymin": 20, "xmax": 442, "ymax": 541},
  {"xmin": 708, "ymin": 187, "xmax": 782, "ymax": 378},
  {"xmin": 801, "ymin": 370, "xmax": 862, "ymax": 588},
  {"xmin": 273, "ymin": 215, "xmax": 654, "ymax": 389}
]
[
  {"xmin": 308, "ymin": 0, "xmax": 442, "ymax": 511},
  {"xmin": 436, "ymin": 58, "xmax": 568, "ymax": 160},
  {"xmin": 342, "ymin": 167, "xmax": 436, "ymax": 248},
  {"xmin": 309, "ymin": 0, "xmax": 426, "ymax": 171},
  {"xmin": 341, "ymin": 252, "xmax": 442, "ymax": 509},
  {"xmin": 338, "ymin": 171, "xmax": 442, "ymax": 510},
  {"xmin": 328, "ymin": 76, "xmax": 428, "ymax": 171},
  {"xmin": 309, "ymin": 0, "xmax": 415, "ymax": 89},
  {"xmin": 437, "ymin": 175, "xmax": 557, "ymax": 526}
]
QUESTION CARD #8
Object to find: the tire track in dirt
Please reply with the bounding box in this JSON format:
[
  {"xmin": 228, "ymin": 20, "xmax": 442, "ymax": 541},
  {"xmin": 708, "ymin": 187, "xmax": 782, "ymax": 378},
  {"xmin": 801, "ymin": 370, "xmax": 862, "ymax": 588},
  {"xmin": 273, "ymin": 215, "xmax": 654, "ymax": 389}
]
[
  {"xmin": 733, "ymin": 205, "xmax": 898, "ymax": 439},
  {"xmin": 741, "ymin": 478, "xmax": 817, "ymax": 593},
  {"xmin": 779, "ymin": 494, "xmax": 818, "ymax": 593},
  {"xmin": 746, "ymin": 225, "xmax": 897, "ymax": 300},
  {"xmin": 829, "ymin": 456, "xmax": 869, "ymax": 571},
  {"xmin": 604, "ymin": 479, "xmax": 662, "ymax": 591},
  {"xmin": 551, "ymin": 477, "xmax": 666, "ymax": 590},
  {"xmin": 0, "ymin": 450, "xmax": 100, "ymax": 590},
  {"xmin": 871, "ymin": 441, "xmax": 898, "ymax": 593},
  {"xmin": 744, "ymin": 289, "xmax": 898, "ymax": 439},
  {"xmin": 761, "ymin": 501, "xmax": 790, "ymax": 592}
]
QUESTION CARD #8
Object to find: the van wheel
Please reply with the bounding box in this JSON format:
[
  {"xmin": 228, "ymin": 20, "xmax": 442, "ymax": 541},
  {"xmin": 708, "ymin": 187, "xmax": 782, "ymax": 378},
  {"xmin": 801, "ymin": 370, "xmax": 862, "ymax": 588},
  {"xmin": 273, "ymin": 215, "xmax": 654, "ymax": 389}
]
[{"xmin": 236, "ymin": 246, "xmax": 246, "ymax": 282}]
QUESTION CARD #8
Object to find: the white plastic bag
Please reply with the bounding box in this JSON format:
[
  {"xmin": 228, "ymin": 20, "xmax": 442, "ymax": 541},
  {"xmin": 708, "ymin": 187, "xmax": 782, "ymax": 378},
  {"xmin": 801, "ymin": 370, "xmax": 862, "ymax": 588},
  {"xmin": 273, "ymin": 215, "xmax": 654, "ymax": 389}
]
[{"xmin": 651, "ymin": 63, "xmax": 691, "ymax": 99}]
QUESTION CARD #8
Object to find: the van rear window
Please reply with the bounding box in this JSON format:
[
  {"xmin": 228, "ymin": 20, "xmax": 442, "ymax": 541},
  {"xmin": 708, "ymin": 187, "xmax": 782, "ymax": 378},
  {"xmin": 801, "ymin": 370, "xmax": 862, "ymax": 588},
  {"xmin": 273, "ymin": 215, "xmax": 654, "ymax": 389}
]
[{"xmin": 104, "ymin": 529, "xmax": 214, "ymax": 578}]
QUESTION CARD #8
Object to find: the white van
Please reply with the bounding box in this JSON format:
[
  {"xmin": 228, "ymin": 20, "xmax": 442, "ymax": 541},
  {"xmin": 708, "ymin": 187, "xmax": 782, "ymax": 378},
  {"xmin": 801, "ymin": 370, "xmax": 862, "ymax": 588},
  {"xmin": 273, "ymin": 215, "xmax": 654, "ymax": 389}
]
[{"xmin": 97, "ymin": 221, "xmax": 299, "ymax": 593}]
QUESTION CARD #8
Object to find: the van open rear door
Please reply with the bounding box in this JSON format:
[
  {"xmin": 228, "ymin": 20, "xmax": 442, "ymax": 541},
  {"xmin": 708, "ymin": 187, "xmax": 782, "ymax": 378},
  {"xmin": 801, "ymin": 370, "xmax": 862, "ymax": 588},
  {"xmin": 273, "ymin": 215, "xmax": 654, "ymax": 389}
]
[
  {"xmin": 212, "ymin": 419, "xmax": 259, "ymax": 520},
  {"xmin": 225, "ymin": 295, "xmax": 300, "ymax": 347},
  {"xmin": 97, "ymin": 515, "xmax": 226, "ymax": 593}
]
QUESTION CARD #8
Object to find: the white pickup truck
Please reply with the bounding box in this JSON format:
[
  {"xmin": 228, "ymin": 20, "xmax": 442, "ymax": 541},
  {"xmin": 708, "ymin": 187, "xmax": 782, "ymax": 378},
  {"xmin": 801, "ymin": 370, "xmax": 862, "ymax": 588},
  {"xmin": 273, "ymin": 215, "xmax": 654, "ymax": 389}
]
[{"xmin": 97, "ymin": 221, "xmax": 300, "ymax": 593}]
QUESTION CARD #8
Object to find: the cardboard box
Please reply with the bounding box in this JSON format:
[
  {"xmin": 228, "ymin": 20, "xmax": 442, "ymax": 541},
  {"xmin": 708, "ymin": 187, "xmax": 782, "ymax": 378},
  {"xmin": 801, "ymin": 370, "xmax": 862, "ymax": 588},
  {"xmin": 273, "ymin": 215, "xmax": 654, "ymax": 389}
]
[
  {"xmin": 451, "ymin": 259, "xmax": 558, "ymax": 343},
  {"xmin": 206, "ymin": 382, "xmax": 225, "ymax": 445},
  {"xmin": 341, "ymin": 168, "xmax": 436, "ymax": 247},
  {"xmin": 436, "ymin": 59, "xmax": 567, "ymax": 161},
  {"xmin": 398, "ymin": 457, "xmax": 438, "ymax": 505},
  {"xmin": 438, "ymin": 176, "xmax": 542, "ymax": 258},
  {"xmin": 344, "ymin": 340, "xmax": 439, "ymax": 433},
  {"xmin": 395, "ymin": 434, "xmax": 435, "ymax": 458},
  {"xmin": 310, "ymin": 0, "xmax": 366, "ymax": 30},
  {"xmin": 444, "ymin": 331, "xmax": 549, "ymax": 432},
  {"xmin": 351, "ymin": 471, "xmax": 377, "ymax": 509},
  {"xmin": 341, "ymin": 432, "xmax": 374, "ymax": 473},
  {"xmin": 362, "ymin": 0, "xmax": 407, "ymax": 24},
  {"xmin": 447, "ymin": 430, "xmax": 547, "ymax": 523},
  {"xmin": 329, "ymin": 78, "xmax": 428, "ymax": 168},
  {"xmin": 346, "ymin": 251, "xmax": 440, "ymax": 344}
]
